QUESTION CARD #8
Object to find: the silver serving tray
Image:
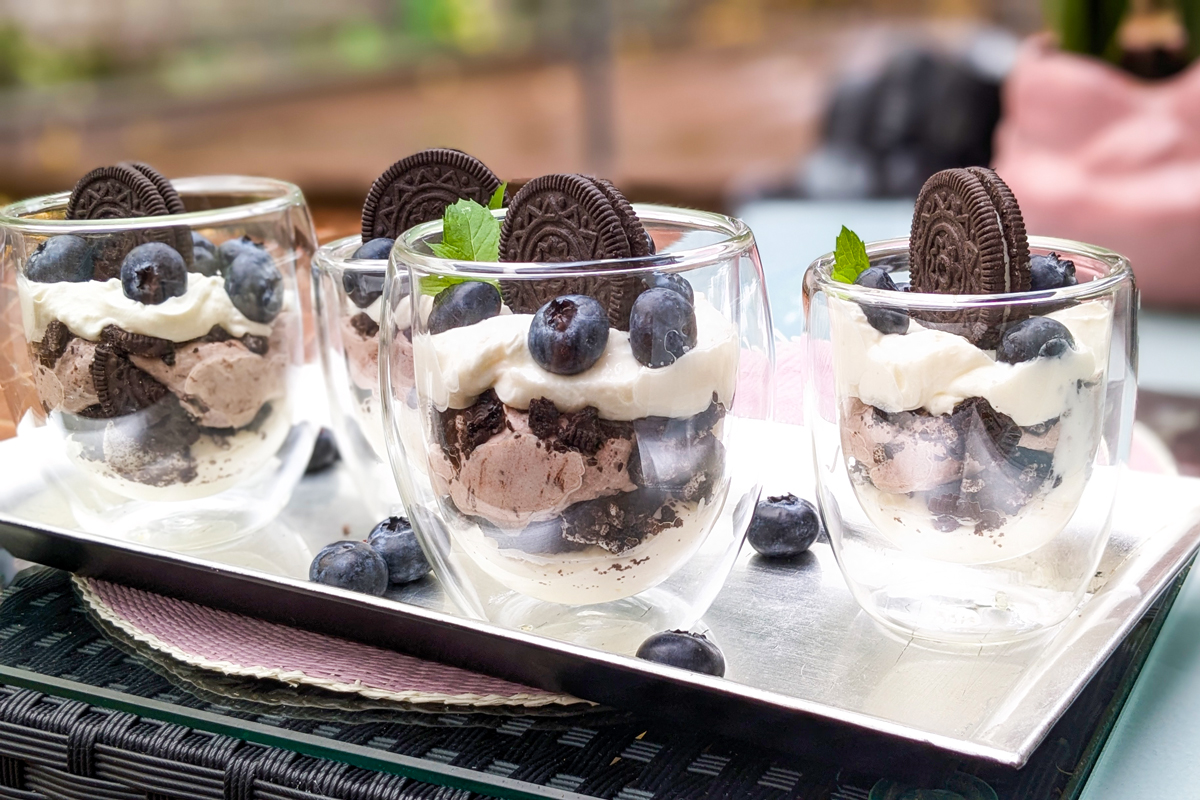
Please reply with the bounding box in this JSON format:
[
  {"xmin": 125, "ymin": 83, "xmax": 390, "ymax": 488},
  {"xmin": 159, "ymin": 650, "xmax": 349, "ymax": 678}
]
[{"xmin": 1, "ymin": 422, "xmax": 1198, "ymax": 769}]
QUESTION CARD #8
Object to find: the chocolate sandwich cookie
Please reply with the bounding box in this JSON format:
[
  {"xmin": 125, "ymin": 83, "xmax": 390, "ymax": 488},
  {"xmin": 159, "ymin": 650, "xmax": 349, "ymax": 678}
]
[
  {"xmin": 100, "ymin": 325, "xmax": 177, "ymax": 365},
  {"xmin": 499, "ymin": 173, "xmax": 641, "ymax": 329},
  {"xmin": 90, "ymin": 342, "xmax": 169, "ymax": 418},
  {"xmin": 122, "ymin": 162, "xmax": 186, "ymax": 215},
  {"xmin": 66, "ymin": 164, "xmax": 186, "ymax": 279},
  {"xmin": 909, "ymin": 167, "xmax": 1030, "ymax": 346},
  {"xmin": 590, "ymin": 177, "xmax": 654, "ymax": 258},
  {"xmin": 361, "ymin": 149, "xmax": 503, "ymax": 241},
  {"xmin": 34, "ymin": 320, "xmax": 73, "ymax": 369}
]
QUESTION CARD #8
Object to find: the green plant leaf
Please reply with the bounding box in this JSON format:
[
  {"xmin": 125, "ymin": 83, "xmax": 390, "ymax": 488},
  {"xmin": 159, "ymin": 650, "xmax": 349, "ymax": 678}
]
[
  {"xmin": 488, "ymin": 182, "xmax": 506, "ymax": 210},
  {"xmin": 435, "ymin": 198, "xmax": 501, "ymax": 262},
  {"xmin": 831, "ymin": 226, "xmax": 870, "ymax": 284}
]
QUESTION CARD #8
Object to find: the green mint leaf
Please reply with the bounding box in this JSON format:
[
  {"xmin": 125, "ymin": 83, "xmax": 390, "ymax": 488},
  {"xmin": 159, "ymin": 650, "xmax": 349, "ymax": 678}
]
[
  {"xmin": 832, "ymin": 226, "xmax": 870, "ymax": 284},
  {"xmin": 419, "ymin": 275, "xmax": 500, "ymax": 297},
  {"xmin": 428, "ymin": 241, "xmax": 469, "ymax": 260},
  {"xmin": 437, "ymin": 198, "xmax": 500, "ymax": 262},
  {"xmin": 488, "ymin": 183, "xmax": 506, "ymax": 210}
]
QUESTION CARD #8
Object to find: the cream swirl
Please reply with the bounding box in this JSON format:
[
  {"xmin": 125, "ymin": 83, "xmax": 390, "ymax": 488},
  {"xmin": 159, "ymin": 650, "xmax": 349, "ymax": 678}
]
[
  {"xmin": 414, "ymin": 296, "xmax": 739, "ymax": 421},
  {"xmin": 18, "ymin": 273, "xmax": 276, "ymax": 343}
]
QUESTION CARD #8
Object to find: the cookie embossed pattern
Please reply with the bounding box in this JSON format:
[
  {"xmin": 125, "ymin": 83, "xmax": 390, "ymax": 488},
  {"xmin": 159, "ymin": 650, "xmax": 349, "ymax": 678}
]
[
  {"xmin": 0, "ymin": 171, "xmax": 317, "ymax": 547},
  {"xmin": 804, "ymin": 167, "xmax": 1138, "ymax": 643},
  {"xmin": 380, "ymin": 171, "xmax": 773, "ymax": 649}
]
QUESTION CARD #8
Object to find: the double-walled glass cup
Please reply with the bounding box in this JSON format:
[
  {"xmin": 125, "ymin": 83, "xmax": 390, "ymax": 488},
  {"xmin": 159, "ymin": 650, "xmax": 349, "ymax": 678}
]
[
  {"xmin": 804, "ymin": 237, "xmax": 1136, "ymax": 642},
  {"xmin": 312, "ymin": 236, "xmax": 406, "ymax": 518},
  {"xmin": 380, "ymin": 206, "xmax": 773, "ymax": 651},
  {"xmin": 0, "ymin": 176, "xmax": 317, "ymax": 548}
]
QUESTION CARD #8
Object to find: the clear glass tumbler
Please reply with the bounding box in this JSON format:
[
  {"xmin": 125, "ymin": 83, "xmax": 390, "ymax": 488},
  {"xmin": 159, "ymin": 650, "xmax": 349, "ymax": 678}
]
[
  {"xmin": 312, "ymin": 235, "xmax": 408, "ymax": 518},
  {"xmin": 804, "ymin": 236, "xmax": 1137, "ymax": 642},
  {"xmin": 380, "ymin": 205, "xmax": 773, "ymax": 651},
  {"xmin": 0, "ymin": 176, "xmax": 318, "ymax": 548}
]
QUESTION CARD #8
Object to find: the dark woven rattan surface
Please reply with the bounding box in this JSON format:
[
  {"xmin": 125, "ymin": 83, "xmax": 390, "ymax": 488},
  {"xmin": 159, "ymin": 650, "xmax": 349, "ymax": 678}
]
[{"xmin": 0, "ymin": 567, "xmax": 1186, "ymax": 799}]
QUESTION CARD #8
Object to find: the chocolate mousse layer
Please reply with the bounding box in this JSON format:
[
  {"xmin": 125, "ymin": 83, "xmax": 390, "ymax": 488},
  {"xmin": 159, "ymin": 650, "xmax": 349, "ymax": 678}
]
[
  {"xmin": 432, "ymin": 392, "xmax": 726, "ymax": 555},
  {"xmin": 842, "ymin": 394, "xmax": 1063, "ymax": 533}
]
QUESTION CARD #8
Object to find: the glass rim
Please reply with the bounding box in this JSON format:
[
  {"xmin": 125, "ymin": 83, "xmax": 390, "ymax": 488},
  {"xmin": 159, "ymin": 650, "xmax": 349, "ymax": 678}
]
[
  {"xmin": 810, "ymin": 235, "xmax": 1134, "ymax": 309},
  {"xmin": 314, "ymin": 233, "xmax": 382, "ymax": 273},
  {"xmin": 0, "ymin": 175, "xmax": 306, "ymax": 235},
  {"xmin": 392, "ymin": 203, "xmax": 755, "ymax": 278}
]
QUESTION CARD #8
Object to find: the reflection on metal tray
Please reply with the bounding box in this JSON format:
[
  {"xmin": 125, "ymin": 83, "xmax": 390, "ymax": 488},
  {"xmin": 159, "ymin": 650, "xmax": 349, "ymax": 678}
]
[{"xmin": 1, "ymin": 422, "xmax": 1198, "ymax": 768}]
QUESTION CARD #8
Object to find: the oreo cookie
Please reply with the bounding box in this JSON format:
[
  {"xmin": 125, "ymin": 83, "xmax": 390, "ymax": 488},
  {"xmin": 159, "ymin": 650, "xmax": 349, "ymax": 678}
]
[
  {"xmin": 909, "ymin": 167, "xmax": 1031, "ymax": 346},
  {"xmin": 590, "ymin": 177, "xmax": 654, "ymax": 257},
  {"xmin": 66, "ymin": 164, "xmax": 187, "ymax": 279},
  {"xmin": 35, "ymin": 320, "xmax": 73, "ymax": 369},
  {"xmin": 361, "ymin": 149, "xmax": 503, "ymax": 241},
  {"xmin": 66, "ymin": 165, "xmax": 169, "ymax": 221},
  {"xmin": 90, "ymin": 342, "xmax": 169, "ymax": 418},
  {"xmin": 100, "ymin": 324, "xmax": 176, "ymax": 365},
  {"xmin": 499, "ymin": 173, "xmax": 641, "ymax": 328},
  {"xmin": 122, "ymin": 162, "xmax": 186, "ymax": 215}
]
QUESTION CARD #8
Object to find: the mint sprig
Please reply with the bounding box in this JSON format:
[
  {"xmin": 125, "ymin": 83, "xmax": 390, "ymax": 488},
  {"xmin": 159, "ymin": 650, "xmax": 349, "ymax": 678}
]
[
  {"xmin": 488, "ymin": 182, "xmax": 506, "ymax": 210},
  {"xmin": 832, "ymin": 226, "xmax": 870, "ymax": 284},
  {"xmin": 427, "ymin": 198, "xmax": 501, "ymax": 262}
]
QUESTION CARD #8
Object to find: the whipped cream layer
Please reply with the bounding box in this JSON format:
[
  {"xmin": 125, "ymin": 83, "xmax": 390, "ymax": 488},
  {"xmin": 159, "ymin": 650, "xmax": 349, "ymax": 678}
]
[
  {"xmin": 830, "ymin": 298, "xmax": 1111, "ymax": 426},
  {"xmin": 415, "ymin": 296, "xmax": 739, "ymax": 421},
  {"xmin": 19, "ymin": 274, "xmax": 275, "ymax": 343}
]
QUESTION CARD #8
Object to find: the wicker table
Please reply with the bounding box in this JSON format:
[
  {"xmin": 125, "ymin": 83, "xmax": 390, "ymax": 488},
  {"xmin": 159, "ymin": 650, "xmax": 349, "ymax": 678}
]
[{"xmin": 0, "ymin": 564, "xmax": 1186, "ymax": 800}]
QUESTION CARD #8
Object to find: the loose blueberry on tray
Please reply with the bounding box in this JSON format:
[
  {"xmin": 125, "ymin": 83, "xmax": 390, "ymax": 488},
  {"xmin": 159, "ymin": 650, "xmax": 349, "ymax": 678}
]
[
  {"xmin": 428, "ymin": 280, "xmax": 502, "ymax": 334},
  {"xmin": 304, "ymin": 427, "xmax": 340, "ymax": 475},
  {"xmin": 636, "ymin": 630, "xmax": 726, "ymax": 677},
  {"xmin": 121, "ymin": 242, "xmax": 188, "ymax": 305},
  {"xmin": 367, "ymin": 516, "xmax": 431, "ymax": 585},
  {"xmin": 25, "ymin": 235, "xmax": 96, "ymax": 283},
  {"xmin": 309, "ymin": 541, "xmax": 389, "ymax": 596},
  {"xmin": 528, "ymin": 294, "xmax": 609, "ymax": 375},
  {"xmin": 747, "ymin": 494, "xmax": 823, "ymax": 558},
  {"xmin": 995, "ymin": 317, "xmax": 1075, "ymax": 364}
]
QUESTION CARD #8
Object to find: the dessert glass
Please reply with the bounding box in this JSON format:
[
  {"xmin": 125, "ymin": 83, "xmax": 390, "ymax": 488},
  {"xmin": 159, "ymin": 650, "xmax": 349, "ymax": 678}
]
[
  {"xmin": 381, "ymin": 205, "xmax": 773, "ymax": 650},
  {"xmin": 312, "ymin": 235, "xmax": 408, "ymax": 518},
  {"xmin": 0, "ymin": 176, "xmax": 317, "ymax": 548},
  {"xmin": 804, "ymin": 236, "xmax": 1137, "ymax": 642}
]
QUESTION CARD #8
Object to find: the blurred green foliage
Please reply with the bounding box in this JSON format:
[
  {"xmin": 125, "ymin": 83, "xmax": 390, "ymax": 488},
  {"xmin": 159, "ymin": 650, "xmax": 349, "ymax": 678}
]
[
  {"xmin": 0, "ymin": 24, "xmax": 120, "ymax": 88},
  {"xmin": 1045, "ymin": 0, "xmax": 1200, "ymax": 63}
]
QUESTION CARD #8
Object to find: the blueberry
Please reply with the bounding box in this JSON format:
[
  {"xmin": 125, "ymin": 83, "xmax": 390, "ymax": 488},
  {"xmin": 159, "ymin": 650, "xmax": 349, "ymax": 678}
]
[
  {"xmin": 25, "ymin": 235, "xmax": 95, "ymax": 283},
  {"xmin": 629, "ymin": 288, "xmax": 697, "ymax": 368},
  {"xmin": 342, "ymin": 269, "xmax": 386, "ymax": 308},
  {"xmin": 996, "ymin": 317, "xmax": 1076, "ymax": 364},
  {"xmin": 1029, "ymin": 252, "xmax": 1078, "ymax": 291},
  {"xmin": 225, "ymin": 248, "xmax": 283, "ymax": 323},
  {"xmin": 367, "ymin": 516, "xmax": 431, "ymax": 585},
  {"xmin": 352, "ymin": 237, "xmax": 394, "ymax": 260},
  {"xmin": 216, "ymin": 235, "xmax": 265, "ymax": 274},
  {"xmin": 854, "ymin": 267, "xmax": 909, "ymax": 335},
  {"xmin": 427, "ymin": 281, "xmax": 502, "ymax": 334},
  {"xmin": 747, "ymin": 493, "xmax": 822, "ymax": 558},
  {"xmin": 527, "ymin": 294, "xmax": 610, "ymax": 375},
  {"xmin": 120, "ymin": 242, "xmax": 188, "ymax": 305},
  {"xmin": 309, "ymin": 541, "xmax": 388, "ymax": 595},
  {"xmin": 304, "ymin": 427, "xmax": 340, "ymax": 474},
  {"xmin": 636, "ymin": 630, "xmax": 725, "ymax": 677},
  {"xmin": 191, "ymin": 232, "xmax": 219, "ymax": 276},
  {"xmin": 643, "ymin": 271, "xmax": 694, "ymax": 304}
]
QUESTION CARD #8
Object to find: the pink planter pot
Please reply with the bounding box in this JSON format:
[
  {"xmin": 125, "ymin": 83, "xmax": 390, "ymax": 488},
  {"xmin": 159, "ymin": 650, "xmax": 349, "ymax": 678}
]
[{"xmin": 993, "ymin": 35, "xmax": 1200, "ymax": 309}]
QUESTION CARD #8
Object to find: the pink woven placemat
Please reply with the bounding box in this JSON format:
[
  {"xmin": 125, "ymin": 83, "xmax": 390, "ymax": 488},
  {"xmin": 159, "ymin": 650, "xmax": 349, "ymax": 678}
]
[{"xmin": 75, "ymin": 576, "xmax": 584, "ymax": 708}]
